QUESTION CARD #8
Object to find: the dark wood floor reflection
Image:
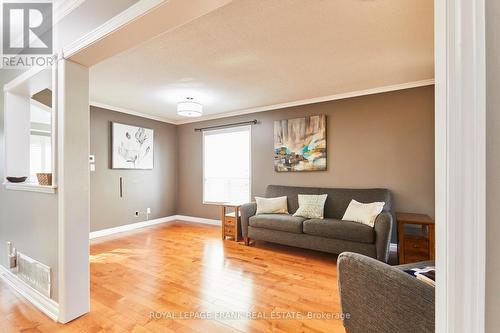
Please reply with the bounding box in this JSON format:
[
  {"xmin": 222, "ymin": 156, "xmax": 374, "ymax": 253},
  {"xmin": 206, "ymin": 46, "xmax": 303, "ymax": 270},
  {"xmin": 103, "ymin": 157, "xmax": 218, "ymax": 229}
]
[{"xmin": 0, "ymin": 221, "xmax": 346, "ymax": 332}]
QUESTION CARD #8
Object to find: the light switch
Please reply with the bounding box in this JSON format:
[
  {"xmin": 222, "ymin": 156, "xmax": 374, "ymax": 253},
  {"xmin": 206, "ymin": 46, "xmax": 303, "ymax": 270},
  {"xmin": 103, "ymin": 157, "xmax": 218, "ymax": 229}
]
[{"xmin": 90, "ymin": 164, "xmax": 95, "ymax": 172}]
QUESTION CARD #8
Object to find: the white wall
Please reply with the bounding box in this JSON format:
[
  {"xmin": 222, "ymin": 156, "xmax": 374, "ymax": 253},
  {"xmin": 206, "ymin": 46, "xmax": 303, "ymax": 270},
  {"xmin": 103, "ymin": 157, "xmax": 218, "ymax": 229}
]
[{"xmin": 4, "ymin": 93, "xmax": 30, "ymax": 177}]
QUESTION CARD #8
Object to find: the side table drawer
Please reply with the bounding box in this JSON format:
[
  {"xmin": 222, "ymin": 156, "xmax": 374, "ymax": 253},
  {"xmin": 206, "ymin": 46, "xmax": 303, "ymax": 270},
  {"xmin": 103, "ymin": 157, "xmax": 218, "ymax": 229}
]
[
  {"xmin": 404, "ymin": 237, "xmax": 429, "ymax": 262},
  {"xmin": 397, "ymin": 213, "xmax": 435, "ymax": 264},
  {"xmin": 224, "ymin": 216, "xmax": 236, "ymax": 226},
  {"xmin": 224, "ymin": 226, "xmax": 235, "ymax": 236}
]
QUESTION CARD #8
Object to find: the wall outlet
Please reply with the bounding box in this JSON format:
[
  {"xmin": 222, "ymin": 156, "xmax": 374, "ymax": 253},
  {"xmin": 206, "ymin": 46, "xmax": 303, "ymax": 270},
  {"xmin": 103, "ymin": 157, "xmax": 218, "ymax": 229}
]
[
  {"xmin": 7, "ymin": 242, "xmax": 16, "ymax": 269},
  {"xmin": 146, "ymin": 208, "xmax": 151, "ymax": 214},
  {"xmin": 135, "ymin": 211, "xmax": 139, "ymax": 217},
  {"xmin": 9, "ymin": 251, "xmax": 17, "ymax": 269}
]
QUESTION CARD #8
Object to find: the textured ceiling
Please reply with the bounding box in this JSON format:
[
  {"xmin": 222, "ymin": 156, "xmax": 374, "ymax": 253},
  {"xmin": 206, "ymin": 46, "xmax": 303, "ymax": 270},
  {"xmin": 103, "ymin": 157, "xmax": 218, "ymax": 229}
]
[{"xmin": 90, "ymin": 0, "xmax": 434, "ymax": 123}]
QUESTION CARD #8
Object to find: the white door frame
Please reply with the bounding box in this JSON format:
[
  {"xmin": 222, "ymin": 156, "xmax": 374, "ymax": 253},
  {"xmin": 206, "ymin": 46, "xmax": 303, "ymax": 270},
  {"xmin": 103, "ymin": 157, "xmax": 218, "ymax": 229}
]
[
  {"xmin": 53, "ymin": 0, "xmax": 488, "ymax": 330},
  {"xmin": 435, "ymin": 0, "xmax": 486, "ymax": 332}
]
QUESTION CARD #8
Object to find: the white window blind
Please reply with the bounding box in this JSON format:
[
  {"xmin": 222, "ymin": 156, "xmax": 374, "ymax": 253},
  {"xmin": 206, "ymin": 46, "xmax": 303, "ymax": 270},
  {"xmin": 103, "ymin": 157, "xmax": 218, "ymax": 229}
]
[
  {"xmin": 29, "ymin": 100, "xmax": 52, "ymax": 181},
  {"xmin": 203, "ymin": 125, "xmax": 251, "ymax": 204},
  {"xmin": 30, "ymin": 133, "xmax": 51, "ymax": 180}
]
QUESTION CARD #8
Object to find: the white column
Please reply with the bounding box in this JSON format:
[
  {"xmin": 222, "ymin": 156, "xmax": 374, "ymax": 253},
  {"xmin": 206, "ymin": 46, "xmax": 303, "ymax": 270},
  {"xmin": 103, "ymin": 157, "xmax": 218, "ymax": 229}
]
[
  {"xmin": 57, "ymin": 58, "xmax": 90, "ymax": 323},
  {"xmin": 435, "ymin": 0, "xmax": 486, "ymax": 332}
]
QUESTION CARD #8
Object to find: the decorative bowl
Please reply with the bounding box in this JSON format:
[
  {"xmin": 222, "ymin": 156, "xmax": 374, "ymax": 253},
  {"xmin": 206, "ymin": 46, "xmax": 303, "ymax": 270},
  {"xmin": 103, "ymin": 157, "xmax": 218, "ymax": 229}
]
[{"xmin": 6, "ymin": 176, "xmax": 28, "ymax": 183}]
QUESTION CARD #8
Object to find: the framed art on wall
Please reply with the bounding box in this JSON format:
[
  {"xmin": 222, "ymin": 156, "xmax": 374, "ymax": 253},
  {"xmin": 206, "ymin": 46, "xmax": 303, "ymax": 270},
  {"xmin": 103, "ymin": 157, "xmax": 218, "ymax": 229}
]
[
  {"xmin": 112, "ymin": 122, "xmax": 154, "ymax": 169},
  {"xmin": 274, "ymin": 114, "xmax": 327, "ymax": 172}
]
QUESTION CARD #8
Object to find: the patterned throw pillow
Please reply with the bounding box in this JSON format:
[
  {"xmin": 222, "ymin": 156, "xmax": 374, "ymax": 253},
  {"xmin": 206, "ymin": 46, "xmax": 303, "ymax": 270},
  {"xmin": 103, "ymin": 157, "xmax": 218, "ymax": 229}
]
[{"xmin": 292, "ymin": 194, "xmax": 328, "ymax": 219}]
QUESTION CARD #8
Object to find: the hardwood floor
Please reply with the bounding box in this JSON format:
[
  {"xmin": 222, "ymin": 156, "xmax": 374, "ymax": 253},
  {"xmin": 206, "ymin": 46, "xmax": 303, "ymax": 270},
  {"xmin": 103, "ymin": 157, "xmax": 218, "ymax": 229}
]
[{"xmin": 0, "ymin": 221, "xmax": 346, "ymax": 332}]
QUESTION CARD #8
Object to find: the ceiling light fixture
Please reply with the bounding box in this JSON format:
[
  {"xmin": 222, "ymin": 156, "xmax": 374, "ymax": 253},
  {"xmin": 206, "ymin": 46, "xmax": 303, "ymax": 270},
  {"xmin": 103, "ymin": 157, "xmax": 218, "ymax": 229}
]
[{"xmin": 177, "ymin": 97, "xmax": 203, "ymax": 117}]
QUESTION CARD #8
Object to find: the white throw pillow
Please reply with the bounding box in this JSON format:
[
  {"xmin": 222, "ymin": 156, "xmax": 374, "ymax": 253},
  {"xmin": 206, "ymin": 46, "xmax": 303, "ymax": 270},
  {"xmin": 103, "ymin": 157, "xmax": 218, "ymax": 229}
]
[
  {"xmin": 292, "ymin": 194, "xmax": 328, "ymax": 219},
  {"xmin": 255, "ymin": 196, "xmax": 288, "ymax": 215},
  {"xmin": 342, "ymin": 199, "xmax": 385, "ymax": 227}
]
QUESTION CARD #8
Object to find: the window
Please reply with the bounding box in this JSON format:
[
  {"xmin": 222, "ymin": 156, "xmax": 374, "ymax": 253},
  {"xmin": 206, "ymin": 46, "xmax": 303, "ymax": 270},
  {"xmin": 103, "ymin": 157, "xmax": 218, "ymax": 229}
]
[
  {"xmin": 30, "ymin": 101, "xmax": 52, "ymax": 180},
  {"xmin": 203, "ymin": 125, "xmax": 251, "ymax": 203}
]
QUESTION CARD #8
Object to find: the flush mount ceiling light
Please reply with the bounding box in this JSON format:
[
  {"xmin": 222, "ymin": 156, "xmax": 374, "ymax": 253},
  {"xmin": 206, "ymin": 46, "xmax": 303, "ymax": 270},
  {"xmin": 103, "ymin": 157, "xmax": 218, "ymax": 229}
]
[{"xmin": 177, "ymin": 97, "xmax": 203, "ymax": 117}]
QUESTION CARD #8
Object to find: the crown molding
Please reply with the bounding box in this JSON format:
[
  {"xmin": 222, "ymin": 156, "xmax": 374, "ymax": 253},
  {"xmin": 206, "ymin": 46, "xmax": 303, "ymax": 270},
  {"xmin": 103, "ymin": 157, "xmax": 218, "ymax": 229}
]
[
  {"xmin": 91, "ymin": 79, "xmax": 435, "ymax": 125},
  {"xmin": 174, "ymin": 78, "xmax": 435, "ymax": 125},
  {"xmin": 53, "ymin": 0, "xmax": 86, "ymax": 24},
  {"xmin": 89, "ymin": 101, "xmax": 175, "ymax": 124},
  {"xmin": 61, "ymin": 0, "xmax": 166, "ymax": 60}
]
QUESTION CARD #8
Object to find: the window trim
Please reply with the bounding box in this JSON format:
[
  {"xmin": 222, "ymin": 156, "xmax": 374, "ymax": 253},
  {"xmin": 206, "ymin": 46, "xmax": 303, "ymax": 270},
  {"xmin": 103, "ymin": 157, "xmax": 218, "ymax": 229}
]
[{"xmin": 202, "ymin": 124, "xmax": 252, "ymax": 205}]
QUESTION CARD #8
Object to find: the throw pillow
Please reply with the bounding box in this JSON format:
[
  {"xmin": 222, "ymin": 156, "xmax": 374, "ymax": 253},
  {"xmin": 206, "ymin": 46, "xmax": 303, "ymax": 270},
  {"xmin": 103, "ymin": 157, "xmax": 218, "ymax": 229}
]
[
  {"xmin": 342, "ymin": 199, "xmax": 385, "ymax": 227},
  {"xmin": 292, "ymin": 194, "xmax": 328, "ymax": 219},
  {"xmin": 255, "ymin": 196, "xmax": 288, "ymax": 215}
]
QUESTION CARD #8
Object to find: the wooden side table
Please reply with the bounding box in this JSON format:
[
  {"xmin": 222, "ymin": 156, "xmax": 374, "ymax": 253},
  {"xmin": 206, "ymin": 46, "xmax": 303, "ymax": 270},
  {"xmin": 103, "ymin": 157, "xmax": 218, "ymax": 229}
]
[
  {"xmin": 220, "ymin": 203, "xmax": 242, "ymax": 241},
  {"xmin": 397, "ymin": 213, "xmax": 435, "ymax": 264}
]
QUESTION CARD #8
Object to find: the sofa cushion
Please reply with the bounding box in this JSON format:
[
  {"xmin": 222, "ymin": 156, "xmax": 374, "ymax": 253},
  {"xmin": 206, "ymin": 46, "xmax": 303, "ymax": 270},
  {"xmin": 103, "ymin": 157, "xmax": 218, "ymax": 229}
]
[
  {"xmin": 249, "ymin": 214, "xmax": 306, "ymax": 234},
  {"xmin": 303, "ymin": 218, "xmax": 375, "ymax": 244}
]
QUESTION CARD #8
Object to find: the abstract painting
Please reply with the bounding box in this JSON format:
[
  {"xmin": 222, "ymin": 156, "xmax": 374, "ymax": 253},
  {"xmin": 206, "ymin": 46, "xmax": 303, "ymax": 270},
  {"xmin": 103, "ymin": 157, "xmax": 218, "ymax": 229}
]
[
  {"xmin": 274, "ymin": 115, "xmax": 326, "ymax": 172},
  {"xmin": 112, "ymin": 122, "xmax": 154, "ymax": 169}
]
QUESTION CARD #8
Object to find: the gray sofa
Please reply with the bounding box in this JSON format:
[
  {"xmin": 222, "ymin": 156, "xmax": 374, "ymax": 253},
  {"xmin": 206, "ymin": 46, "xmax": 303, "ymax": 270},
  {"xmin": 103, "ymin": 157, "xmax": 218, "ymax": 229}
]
[
  {"xmin": 240, "ymin": 185, "xmax": 394, "ymax": 262},
  {"xmin": 338, "ymin": 252, "xmax": 435, "ymax": 333}
]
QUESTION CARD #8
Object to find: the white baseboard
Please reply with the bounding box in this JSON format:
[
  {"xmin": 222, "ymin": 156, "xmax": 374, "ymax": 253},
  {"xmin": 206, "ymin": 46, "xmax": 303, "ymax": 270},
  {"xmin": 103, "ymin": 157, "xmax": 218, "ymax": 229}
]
[
  {"xmin": 0, "ymin": 264, "xmax": 59, "ymax": 321},
  {"xmin": 89, "ymin": 216, "xmax": 178, "ymax": 239},
  {"xmin": 89, "ymin": 215, "xmax": 221, "ymax": 240},
  {"xmin": 174, "ymin": 215, "xmax": 221, "ymax": 226}
]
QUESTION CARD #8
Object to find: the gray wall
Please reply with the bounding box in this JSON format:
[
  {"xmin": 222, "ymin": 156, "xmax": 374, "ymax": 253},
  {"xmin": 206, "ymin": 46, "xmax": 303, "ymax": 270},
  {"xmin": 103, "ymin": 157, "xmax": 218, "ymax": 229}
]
[
  {"xmin": 486, "ymin": 0, "xmax": 500, "ymax": 331},
  {"xmin": 90, "ymin": 107, "xmax": 178, "ymax": 231},
  {"xmin": 177, "ymin": 86, "xmax": 435, "ymax": 239}
]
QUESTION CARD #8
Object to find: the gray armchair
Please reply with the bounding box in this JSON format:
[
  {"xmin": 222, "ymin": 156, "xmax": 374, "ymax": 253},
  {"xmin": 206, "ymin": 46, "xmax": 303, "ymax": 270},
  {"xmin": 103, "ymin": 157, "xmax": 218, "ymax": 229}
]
[{"xmin": 337, "ymin": 252, "xmax": 435, "ymax": 333}]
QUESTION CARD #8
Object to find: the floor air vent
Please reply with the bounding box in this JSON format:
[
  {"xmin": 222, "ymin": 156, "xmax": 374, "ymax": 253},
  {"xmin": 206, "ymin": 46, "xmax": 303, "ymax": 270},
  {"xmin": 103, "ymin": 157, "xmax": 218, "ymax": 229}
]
[{"xmin": 15, "ymin": 252, "xmax": 51, "ymax": 298}]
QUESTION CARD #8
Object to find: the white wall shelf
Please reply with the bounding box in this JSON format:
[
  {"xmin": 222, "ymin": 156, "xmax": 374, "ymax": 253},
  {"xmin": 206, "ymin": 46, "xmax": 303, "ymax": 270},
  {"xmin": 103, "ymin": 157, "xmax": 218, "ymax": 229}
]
[{"xmin": 3, "ymin": 182, "xmax": 57, "ymax": 194}]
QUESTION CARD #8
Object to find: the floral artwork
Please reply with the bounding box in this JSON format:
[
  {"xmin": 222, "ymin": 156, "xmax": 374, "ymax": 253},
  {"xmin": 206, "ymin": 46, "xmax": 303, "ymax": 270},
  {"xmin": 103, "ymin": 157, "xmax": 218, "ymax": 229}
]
[
  {"xmin": 112, "ymin": 122, "xmax": 154, "ymax": 169},
  {"xmin": 274, "ymin": 115, "xmax": 327, "ymax": 172}
]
